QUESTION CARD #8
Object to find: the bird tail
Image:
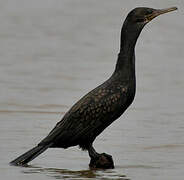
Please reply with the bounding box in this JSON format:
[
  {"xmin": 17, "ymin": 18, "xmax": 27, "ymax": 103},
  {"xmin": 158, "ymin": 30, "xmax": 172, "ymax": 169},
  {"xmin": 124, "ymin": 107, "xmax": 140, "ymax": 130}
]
[{"xmin": 10, "ymin": 143, "xmax": 52, "ymax": 166}]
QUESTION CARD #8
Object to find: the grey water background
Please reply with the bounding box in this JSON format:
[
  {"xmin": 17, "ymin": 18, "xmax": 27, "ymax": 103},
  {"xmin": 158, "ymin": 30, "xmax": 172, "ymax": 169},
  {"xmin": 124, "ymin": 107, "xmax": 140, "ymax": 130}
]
[{"xmin": 0, "ymin": 0, "xmax": 184, "ymax": 179}]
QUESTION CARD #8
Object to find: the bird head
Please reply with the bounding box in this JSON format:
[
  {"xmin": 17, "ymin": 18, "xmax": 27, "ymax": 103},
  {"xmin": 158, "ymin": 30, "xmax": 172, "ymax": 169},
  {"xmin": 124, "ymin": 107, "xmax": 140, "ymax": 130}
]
[
  {"xmin": 120, "ymin": 7, "xmax": 177, "ymax": 53},
  {"xmin": 127, "ymin": 7, "xmax": 177, "ymax": 25}
]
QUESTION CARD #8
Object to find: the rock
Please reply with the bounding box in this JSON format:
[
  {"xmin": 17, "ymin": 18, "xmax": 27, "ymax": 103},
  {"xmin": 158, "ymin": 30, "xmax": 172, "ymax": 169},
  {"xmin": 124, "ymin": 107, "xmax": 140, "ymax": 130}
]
[{"xmin": 89, "ymin": 153, "xmax": 114, "ymax": 169}]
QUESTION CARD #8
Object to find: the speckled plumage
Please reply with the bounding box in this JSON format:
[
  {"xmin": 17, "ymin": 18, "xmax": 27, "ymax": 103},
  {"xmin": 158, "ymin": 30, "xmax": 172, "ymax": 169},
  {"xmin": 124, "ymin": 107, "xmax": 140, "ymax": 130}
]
[
  {"xmin": 39, "ymin": 71, "xmax": 136, "ymax": 149},
  {"xmin": 10, "ymin": 7, "xmax": 177, "ymax": 167}
]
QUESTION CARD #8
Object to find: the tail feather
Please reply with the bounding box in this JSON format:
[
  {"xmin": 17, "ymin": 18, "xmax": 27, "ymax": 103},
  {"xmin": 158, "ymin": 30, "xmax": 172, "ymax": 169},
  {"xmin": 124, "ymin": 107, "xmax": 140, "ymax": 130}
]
[{"xmin": 10, "ymin": 144, "xmax": 52, "ymax": 166}]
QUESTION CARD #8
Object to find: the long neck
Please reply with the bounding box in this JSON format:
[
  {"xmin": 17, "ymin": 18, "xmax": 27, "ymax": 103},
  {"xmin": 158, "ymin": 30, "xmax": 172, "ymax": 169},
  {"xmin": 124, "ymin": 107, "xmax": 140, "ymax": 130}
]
[{"xmin": 114, "ymin": 19, "xmax": 144, "ymax": 79}]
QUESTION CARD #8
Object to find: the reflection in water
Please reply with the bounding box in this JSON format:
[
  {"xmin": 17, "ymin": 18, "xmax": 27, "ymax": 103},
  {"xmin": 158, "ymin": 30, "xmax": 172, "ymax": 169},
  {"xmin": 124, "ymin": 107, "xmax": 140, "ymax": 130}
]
[
  {"xmin": 22, "ymin": 165, "xmax": 130, "ymax": 180},
  {"xmin": 119, "ymin": 165, "xmax": 159, "ymax": 169}
]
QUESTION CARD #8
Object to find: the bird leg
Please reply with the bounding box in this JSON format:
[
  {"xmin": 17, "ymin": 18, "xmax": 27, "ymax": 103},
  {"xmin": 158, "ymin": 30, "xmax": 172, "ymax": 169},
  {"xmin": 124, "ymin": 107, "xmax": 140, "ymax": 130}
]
[
  {"xmin": 88, "ymin": 144, "xmax": 114, "ymax": 169},
  {"xmin": 88, "ymin": 145, "xmax": 100, "ymax": 159}
]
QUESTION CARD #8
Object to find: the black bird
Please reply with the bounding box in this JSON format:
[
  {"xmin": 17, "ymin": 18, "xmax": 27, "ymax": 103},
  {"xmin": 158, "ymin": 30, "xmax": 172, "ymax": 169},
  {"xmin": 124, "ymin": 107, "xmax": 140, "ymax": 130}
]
[{"xmin": 10, "ymin": 7, "xmax": 177, "ymax": 168}]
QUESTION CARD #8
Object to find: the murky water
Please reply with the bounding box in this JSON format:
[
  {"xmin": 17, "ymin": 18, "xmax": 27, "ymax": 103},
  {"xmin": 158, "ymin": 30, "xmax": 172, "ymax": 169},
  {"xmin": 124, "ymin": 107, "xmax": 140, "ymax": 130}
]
[{"xmin": 0, "ymin": 0, "xmax": 184, "ymax": 179}]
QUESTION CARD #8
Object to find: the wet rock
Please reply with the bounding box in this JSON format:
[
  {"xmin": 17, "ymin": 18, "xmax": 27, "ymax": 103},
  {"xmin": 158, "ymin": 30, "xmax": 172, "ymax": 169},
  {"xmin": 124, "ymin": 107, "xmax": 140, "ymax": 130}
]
[{"xmin": 89, "ymin": 153, "xmax": 114, "ymax": 169}]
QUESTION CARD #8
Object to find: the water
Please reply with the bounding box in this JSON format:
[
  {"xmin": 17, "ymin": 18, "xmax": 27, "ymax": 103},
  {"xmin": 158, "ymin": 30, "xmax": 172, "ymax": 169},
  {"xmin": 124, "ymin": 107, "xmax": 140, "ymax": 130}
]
[{"xmin": 0, "ymin": 0, "xmax": 184, "ymax": 179}]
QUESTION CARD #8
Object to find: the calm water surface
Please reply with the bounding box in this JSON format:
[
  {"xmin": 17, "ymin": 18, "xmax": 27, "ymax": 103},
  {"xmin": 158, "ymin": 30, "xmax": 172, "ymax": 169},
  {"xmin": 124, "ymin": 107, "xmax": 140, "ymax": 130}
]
[{"xmin": 1, "ymin": 0, "xmax": 184, "ymax": 179}]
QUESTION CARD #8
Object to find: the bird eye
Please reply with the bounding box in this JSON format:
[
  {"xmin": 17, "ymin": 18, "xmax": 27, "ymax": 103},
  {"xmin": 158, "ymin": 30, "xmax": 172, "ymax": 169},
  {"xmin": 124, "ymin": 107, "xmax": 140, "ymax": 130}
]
[{"xmin": 146, "ymin": 9, "xmax": 153, "ymax": 15}]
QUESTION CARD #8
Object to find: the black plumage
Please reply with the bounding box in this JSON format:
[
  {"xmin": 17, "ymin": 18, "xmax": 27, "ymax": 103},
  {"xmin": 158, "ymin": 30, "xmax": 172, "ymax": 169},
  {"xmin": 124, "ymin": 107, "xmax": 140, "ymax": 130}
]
[{"xmin": 10, "ymin": 7, "xmax": 177, "ymax": 167}]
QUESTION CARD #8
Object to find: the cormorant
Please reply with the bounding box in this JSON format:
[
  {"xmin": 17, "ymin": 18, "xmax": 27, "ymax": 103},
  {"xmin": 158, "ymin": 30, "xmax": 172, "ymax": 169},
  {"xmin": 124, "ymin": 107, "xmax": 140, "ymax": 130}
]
[{"xmin": 10, "ymin": 7, "xmax": 177, "ymax": 168}]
